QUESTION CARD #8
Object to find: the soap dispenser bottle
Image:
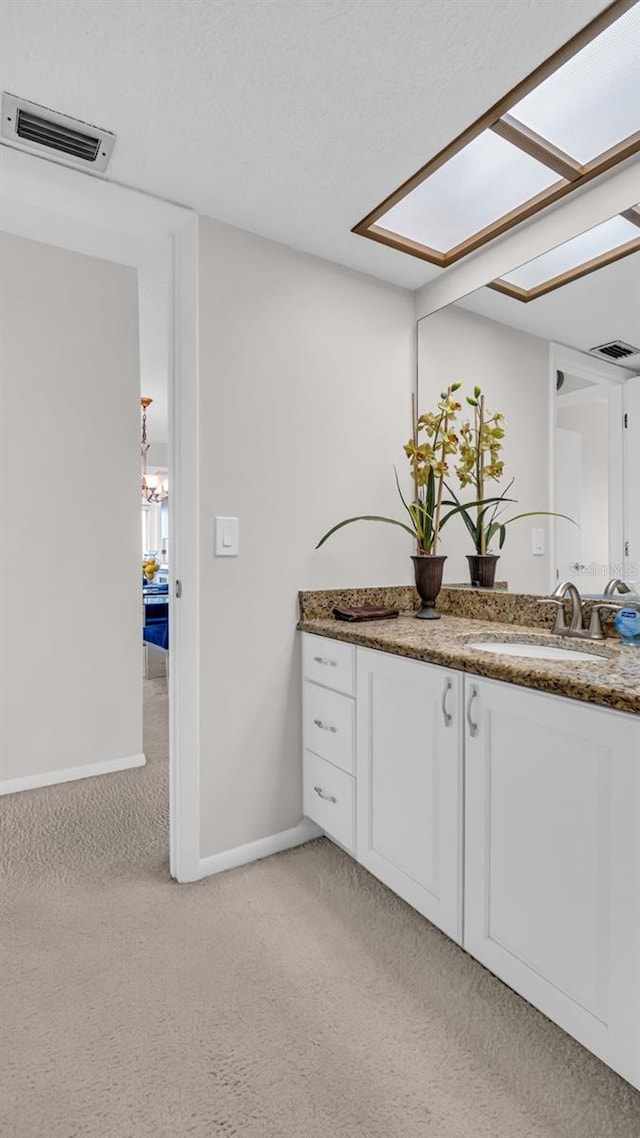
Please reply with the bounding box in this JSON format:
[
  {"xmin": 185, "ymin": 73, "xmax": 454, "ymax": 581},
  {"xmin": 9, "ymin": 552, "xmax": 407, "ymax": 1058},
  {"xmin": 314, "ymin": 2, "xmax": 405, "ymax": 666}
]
[{"xmin": 614, "ymin": 605, "xmax": 640, "ymax": 647}]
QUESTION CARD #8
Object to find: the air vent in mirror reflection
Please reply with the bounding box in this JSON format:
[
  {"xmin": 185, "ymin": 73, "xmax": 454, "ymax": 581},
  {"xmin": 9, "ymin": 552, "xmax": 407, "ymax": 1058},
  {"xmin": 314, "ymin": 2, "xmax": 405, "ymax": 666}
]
[{"xmin": 590, "ymin": 341, "xmax": 639, "ymax": 361}]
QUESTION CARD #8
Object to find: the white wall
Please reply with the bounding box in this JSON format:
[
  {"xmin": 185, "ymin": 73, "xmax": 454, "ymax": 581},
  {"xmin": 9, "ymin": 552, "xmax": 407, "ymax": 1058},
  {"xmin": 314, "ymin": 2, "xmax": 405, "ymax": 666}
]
[
  {"xmin": 0, "ymin": 233, "xmax": 142, "ymax": 787},
  {"xmin": 418, "ymin": 305, "xmax": 551, "ymax": 593},
  {"xmin": 198, "ymin": 218, "xmax": 415, "ymax": 859}
]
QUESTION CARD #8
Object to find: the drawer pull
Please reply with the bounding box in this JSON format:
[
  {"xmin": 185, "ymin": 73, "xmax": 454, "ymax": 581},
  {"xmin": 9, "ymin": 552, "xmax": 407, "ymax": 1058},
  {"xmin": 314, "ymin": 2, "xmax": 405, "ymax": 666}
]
[
  {"xmin": 466, "ymin": 685, "xmax": 479, "ymax": 738},
  {"xmin": 441, "ymin": 678, "xmax": 453, "ymax": 727},
  {"xmin": 313, "ymin": 655, "xmax": 337, "ymax": 667},
  {"xmin": 314, "ymin": 785, "xmax": 337, "ymax": 804},
  {"xmin": 313, "ymin": 718, "xmax": 337, "ymax": 734}
]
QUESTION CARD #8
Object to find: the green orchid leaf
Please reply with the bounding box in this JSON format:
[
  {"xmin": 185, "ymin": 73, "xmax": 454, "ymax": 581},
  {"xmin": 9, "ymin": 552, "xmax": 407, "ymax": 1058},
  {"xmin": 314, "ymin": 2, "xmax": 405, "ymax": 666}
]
[
  {"xmin": 502, "ymin": 510, "xmax": 577, "ymax": 527},
  {"xmin": 315, "ymin": 515, "xmax": 417, "ymax": 549},
  {"xmin": 426, "ymin": 467, "xmax": 435, "ymax": 524},
  {"xmin": 478, "ymin": 498, "xmax": 515, "ymax": 523},
  {"xmin": 483, "ymin": 521, "xmax": 505, "ymax": 550},
  {"xmin": 444, "ymin": 487, "xmax": 480, "ymax": 544},
  {"xmin": 414, "ymin": 498, "xmax": 436, "ymax": 548},
  {"xmin": 393, "ymin": 465, "xmax": 414, "ymax": 523},
  {"xmin": 407, "ymin": 501, "xmax": 423, "ymax": 543},
  {"xmin": 439, "ymin": 496, "xmax": 506, "ymax": 528}
]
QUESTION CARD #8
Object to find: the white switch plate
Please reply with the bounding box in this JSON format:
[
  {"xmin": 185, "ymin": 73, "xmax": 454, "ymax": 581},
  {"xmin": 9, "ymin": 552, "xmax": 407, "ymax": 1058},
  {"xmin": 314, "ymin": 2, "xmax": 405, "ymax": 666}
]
[
  {"xmin": 532, "ymin": 527, "xmax": 544, "ymax": 556},
  {"xmin": 215, "ymin": 516, "xmax": 239, "ymax": 556}
]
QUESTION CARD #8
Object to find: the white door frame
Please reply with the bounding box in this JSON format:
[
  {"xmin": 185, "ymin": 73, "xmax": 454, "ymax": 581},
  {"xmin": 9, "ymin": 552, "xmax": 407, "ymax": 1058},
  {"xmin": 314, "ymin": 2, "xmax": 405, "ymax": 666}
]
[
  {"xmin": 623, "ymin": 376, "xmax": 640, "ymax": 587},
  {"xmin": 550, "ymin": 343, "xmax": 633, "ymax": 594},
  {"xmin": 169, "ymin": 217, "xmax": 200, "ymax": 880},
  {"xmin": 0, "ymin": 145, "xmax": 200, "ymax": 881}
]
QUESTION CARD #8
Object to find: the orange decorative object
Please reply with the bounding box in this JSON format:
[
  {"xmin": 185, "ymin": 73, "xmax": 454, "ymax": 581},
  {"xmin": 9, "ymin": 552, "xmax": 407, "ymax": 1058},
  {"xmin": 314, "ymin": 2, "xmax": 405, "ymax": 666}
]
[{"xmin": 143, "ymin": 557, "xmax": 160, "ymax": 582}]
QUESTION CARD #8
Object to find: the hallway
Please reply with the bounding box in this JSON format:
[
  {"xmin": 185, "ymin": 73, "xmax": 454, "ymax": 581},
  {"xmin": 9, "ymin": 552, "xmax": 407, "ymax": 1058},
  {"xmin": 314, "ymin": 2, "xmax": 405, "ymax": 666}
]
[{"xmin": 0, "ymin": 678, "xmax": 170, "ymax": 892}]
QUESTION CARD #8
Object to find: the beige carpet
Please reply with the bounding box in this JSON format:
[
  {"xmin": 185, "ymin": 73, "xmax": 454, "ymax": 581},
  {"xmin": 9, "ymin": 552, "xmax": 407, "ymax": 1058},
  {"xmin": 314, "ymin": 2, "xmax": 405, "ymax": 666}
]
[{"xmin": 2, "ymin": 679, "xmax": 640, "ymax": 1138}]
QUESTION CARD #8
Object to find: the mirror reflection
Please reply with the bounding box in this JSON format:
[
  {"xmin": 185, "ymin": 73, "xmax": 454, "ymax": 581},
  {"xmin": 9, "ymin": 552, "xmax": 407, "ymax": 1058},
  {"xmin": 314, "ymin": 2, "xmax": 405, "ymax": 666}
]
[{"xmin": 417, "ymin": 210, "xmax": 640, "ymax": 596}]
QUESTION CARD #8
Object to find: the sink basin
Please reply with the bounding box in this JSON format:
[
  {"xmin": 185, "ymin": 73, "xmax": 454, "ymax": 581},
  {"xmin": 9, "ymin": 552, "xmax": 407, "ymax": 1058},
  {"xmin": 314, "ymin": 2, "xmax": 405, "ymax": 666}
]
[{"xmin": 468, "ymin": 641, "xmax": 608, "ymax": 662}]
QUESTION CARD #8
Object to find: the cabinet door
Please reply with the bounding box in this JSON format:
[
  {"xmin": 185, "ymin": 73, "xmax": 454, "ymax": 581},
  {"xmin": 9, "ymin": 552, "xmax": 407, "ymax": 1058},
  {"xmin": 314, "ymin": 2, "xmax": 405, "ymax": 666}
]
[
  {"xmin": 356, "ymin": 649, "xmax": 463, "ymax": 942},
  {"xmin": 464, "ymin": 677, "xmax": 640, "ymax": 1088}
]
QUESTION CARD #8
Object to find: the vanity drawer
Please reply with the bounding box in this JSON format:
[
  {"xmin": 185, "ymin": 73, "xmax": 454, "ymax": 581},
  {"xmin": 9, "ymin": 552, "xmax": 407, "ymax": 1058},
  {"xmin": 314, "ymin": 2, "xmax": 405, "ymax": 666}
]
[
  {"xmin": 303, "ymin": 682, "xmax": 355, "ymax": 775},
  {"xmin": 302, "ymin": 633, "xmax": 355, "ymax": 695},
  {"xmin": 303, "ymin": 750, "xmax": 355, "ymax": 853}
]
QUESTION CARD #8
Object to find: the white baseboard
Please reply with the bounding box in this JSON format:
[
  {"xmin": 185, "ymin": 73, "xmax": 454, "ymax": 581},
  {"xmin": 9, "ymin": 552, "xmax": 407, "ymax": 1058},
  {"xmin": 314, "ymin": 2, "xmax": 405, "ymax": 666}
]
[
  {"xmin": 0, "ymin": 753, "xmax": 146, "ymax": 796},
  {"xmin": 196, "ymin": 817, "xmax": 322, "ymax": 880}
]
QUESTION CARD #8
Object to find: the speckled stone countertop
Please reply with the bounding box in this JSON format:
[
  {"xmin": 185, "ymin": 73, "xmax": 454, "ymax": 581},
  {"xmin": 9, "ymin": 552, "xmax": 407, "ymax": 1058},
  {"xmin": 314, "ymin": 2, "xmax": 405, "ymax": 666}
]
[{"xmin": 298, "ymin": 589, "xmax": 640, "ymax": 716}]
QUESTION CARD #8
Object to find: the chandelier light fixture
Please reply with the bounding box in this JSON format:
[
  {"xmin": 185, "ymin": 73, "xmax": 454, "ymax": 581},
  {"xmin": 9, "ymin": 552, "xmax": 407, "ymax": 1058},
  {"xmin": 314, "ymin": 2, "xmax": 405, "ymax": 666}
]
[{"xmin": 140, "ymin": 397, "xmax": 168, "ymax": 504}]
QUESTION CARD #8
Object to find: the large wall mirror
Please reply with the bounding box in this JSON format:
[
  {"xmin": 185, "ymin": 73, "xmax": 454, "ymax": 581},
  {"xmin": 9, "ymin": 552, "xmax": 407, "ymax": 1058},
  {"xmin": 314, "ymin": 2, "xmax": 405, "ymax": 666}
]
[{"xmin": 417, "ymin": 207, "xmax": 640, "ymax": 597}]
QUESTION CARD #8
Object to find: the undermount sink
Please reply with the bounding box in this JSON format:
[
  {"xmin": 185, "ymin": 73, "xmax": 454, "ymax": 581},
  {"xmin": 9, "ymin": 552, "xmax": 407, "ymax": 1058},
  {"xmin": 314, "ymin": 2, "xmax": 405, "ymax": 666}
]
[{"xmin": 467, "ymin": 641, "xmax": 609, "ymax": 663}]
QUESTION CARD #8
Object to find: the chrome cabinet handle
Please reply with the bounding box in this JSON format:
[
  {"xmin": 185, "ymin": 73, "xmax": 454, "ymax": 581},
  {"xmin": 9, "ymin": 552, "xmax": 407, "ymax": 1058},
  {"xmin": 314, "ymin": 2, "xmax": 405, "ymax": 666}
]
[
  {"xmin": 313, "ymin": 718, "xmax": 337, "ymax": 734},
  {"xmin": 314, "ymin": 786, "xmax": 337, "ymax": 804},
  {"xmin": 441, "ymin": 678, "xmax": 453, "ymax": 727},
  {"xmin": 466, "ymin": 685, "xmax": 479, "ymax": 738},
  {"xmin": 313, "ymin": 655, "xmax": 337, "ymax": 667}
]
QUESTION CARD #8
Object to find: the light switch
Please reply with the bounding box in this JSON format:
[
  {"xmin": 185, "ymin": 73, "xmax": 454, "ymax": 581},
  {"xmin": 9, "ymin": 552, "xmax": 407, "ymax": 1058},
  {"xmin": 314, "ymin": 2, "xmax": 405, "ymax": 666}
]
[
  {"xmin": 215, "ymin": 516, "xmax": 239, "ymax": 557},
  {"xmin": 532, "ymin": 528, "xmax": 544, "ymax": 556}
]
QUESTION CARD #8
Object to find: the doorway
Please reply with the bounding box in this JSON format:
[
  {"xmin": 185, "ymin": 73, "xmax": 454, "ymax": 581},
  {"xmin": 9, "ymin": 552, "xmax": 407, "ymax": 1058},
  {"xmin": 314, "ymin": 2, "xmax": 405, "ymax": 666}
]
[
  {"xmin": 0, "ymin": 145, "xmax": 200, "ymax": 880},
  {"xmin": 552, "ymin": 343, "xmax": 637, "ymax": 594}
]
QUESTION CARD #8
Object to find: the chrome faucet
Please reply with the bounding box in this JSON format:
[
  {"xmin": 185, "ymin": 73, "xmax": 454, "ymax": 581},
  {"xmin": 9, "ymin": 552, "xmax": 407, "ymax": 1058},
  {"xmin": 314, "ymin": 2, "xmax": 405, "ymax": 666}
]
[
  {"xmin": 539, "ymin": 581, "xmax": 584, "ymax": 635},
  {"xmin": 539, "ymin": 581, "xmax": 622, "ymax": 641},
  {"xmin": 604, "ymin": 578, "xmax": 632, "ymax": 597}
]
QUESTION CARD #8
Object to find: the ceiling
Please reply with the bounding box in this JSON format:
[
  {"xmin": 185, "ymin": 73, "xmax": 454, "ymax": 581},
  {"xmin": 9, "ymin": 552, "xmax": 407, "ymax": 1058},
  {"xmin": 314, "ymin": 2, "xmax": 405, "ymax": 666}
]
[
  {"xmin": 0, "ymin": 0, "xmax": 610, "ymax": 291},
  {"xmin": 454, "ymin": 250, "xmax": 640, "ymax": 371}
]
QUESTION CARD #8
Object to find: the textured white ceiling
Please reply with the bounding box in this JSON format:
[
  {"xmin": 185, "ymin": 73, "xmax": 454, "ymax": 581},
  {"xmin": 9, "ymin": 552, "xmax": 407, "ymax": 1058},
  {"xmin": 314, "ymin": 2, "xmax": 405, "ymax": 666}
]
[
  {"xmin": 0, "ymin": 0, "xmax": 609, "ymax": 290},
  {"xmin": 452, "ymin": 252, "xmax": 640, "ymax": 371}
]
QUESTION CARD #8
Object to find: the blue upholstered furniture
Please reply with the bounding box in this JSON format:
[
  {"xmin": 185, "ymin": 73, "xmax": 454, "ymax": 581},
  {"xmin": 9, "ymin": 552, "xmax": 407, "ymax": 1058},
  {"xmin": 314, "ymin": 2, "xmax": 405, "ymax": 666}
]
[{"xmin": 143, "ymin": 583, "xmax": 169, "ymax": 650}]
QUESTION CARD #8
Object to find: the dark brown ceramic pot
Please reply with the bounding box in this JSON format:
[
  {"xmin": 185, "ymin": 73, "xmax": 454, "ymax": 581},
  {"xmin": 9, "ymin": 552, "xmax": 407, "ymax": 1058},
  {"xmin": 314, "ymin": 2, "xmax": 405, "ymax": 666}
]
[
  {"xmin": 412, "ymin": 554, "xmax": 447, "ymax": 620},
  {"xmin": 467, "ymin": 553, "xmax": 500, "ymax": 588}
]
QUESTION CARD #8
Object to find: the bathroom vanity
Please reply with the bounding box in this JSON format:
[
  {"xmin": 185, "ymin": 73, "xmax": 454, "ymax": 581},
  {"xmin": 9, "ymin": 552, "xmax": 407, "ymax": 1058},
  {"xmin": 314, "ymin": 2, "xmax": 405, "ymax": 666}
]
[{"xmin": 299, "ymin": 590, "xmax": 640, "ymax": 1090}]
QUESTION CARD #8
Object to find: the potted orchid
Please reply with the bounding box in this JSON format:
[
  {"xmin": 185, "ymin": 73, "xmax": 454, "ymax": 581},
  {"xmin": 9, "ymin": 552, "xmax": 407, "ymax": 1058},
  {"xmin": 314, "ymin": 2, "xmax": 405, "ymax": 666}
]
[
  {"xmin": 316, "ymin": 385, "xmax": 503, "ymax": 618},
  {"xmin": 448, "ymin": 385, "xmax": 571, "ymax": 587}
]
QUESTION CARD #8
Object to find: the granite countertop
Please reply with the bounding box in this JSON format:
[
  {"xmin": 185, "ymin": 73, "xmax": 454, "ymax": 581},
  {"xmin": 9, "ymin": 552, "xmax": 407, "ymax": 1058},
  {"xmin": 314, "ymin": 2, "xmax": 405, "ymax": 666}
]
[{"xmin": 298, "ymin": 610, "xmax": 640, "ymax": 716}]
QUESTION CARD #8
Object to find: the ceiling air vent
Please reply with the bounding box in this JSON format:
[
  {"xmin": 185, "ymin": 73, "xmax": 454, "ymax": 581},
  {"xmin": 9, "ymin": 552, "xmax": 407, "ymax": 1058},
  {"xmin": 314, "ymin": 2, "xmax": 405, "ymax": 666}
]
[
  {"xmin": 590, "ymin": 340, "xmax": 640, "ymax": 362},
  {"xmin": 1, "ymin": 92, "xmax": 115, "ymax": 173}
]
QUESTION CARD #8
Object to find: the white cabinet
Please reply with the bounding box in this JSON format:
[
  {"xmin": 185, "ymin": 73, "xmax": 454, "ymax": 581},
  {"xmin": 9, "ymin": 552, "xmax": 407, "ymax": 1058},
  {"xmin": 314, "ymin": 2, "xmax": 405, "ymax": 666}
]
[
  {"xmin": 300, "ymin": 632, "xmax": 640, "ymax": 1088},
  {"xmin": 303, "ymin": 749, "xmax": 356, "ymax": 854},
  {"xmin": 303, "ymin": 681, "xmax": 355, "ymax": 775},
  {"xmin": 464, "ymin": 677, "xmax": 640, "ymax": 1087},
  {"xmin": 303, "ymin": 632, "xmax": 355, "ymax": 696},
  {"xmin": 356, "ymin": 649, "xmax": 463, "ymax": 942},
  {"xmin": 302, "ymin": 635, "xmax": 357, "ymax": 853}
]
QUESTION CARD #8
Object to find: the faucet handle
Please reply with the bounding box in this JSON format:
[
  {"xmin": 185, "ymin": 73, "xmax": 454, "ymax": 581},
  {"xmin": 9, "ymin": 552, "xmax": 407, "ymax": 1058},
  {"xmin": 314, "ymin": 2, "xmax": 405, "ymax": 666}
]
[
  {"xmin": 537, "ymin": 597, "xmax": 569, "ymax": 614},
  {"xmin": 587, "ymin": 601, "xmax": 622, "ymax": 640},
  {"xmin": 537, "ymin": 596, "xmax": 569, "ymax": 634}
]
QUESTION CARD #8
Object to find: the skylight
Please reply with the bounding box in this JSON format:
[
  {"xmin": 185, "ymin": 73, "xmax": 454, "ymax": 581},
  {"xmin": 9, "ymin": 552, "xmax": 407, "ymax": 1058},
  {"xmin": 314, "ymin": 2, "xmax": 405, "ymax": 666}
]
[
  {"xmin": 509, "ymin": 5, "xmax": 640, "ymax": 165},
  {"xmin": 490, "ymin": 212, "xmax": 640, "ymax": 302},
  {"xmin": 354, "ymin": 0, "xmax": 640, "ymax": 268},
  {"xmin": 376, "ymin": 132, "xmax": 562, "ymax": 253}
]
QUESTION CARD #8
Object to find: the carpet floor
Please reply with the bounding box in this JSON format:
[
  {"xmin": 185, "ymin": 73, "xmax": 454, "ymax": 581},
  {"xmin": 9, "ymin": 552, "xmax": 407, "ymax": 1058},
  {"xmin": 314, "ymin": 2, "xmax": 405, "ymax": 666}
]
[{"xmin": 2, "ymin": 678, "xmax": 640, "ymax": 1138}]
